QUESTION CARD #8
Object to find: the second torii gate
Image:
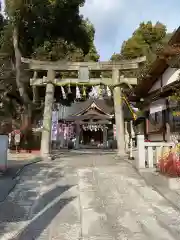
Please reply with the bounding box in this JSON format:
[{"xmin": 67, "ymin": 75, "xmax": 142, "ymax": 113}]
[{"xmin": 22, "ymin": 57, "xmax": 145, "ymax": 157}]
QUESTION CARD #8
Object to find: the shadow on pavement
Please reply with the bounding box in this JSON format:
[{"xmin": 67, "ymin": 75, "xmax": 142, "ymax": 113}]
[
  {"xmin": 16, "ymin": 194, "xmax": 75, "ymax": 240},
  {"xmin": 0, "ymin": 158, "xmax": 40, "ymax": 178},
  {"xmin": 0, "ymin": 160, "xmax": 75, "ymax": 239},
  {"xmin": 0, "ymin": 157, "xmax": 41, "ymax": 203}
]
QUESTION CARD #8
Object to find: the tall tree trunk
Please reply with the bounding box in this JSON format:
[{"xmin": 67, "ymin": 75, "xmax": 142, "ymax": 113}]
[
  {"xmin": 13, "ymin": 27, "xmax": 30, "ymax": 104},
  {"xmin": 13, "ymin": 26, "xmax": 32, "ymax": 146}
]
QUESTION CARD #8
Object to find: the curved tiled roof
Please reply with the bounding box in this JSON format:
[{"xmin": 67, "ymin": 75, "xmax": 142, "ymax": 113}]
[
  {"xmin": 58, "ymin": 99, "xmax": 113, "ymax": 120},
  {"xmin": 71, "ymin": 99, "xmax": 113, "ymax": 116},
  {"xmin": 59, "ymin": 98, "xmax": 135, "ymax": 121}
]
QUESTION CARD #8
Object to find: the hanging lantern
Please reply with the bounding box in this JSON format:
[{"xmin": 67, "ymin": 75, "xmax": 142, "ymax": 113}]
[
  {"xmin": 98, "ymin": 85, "xmax": 102, "ymax": 97},
  {"xmin": 100, "ymin": 85, "xmax": 105, "ymax": 99},
  {"xmin": 61, "ymin": 86, "xmax": 66, "ymax": 99},
  {"xmin": 68, "ymin": 83, "xmax": 72, "ymax": 94},
  {"xmin": 83, "ymin": 85, "xmax": 86, "ymax": 98},
  {"xmin": 94, "ymin": 86, "xmax": 99, "ymax": 98},
  {"xmin": 89, "ymin": 86, "xmax": 95, "ymax": 98},
  {"xmin": 106, "ymin": 86, "xmax": 112, "ymax": 97},
  {"xmin": 76, "ymin": 85, "xmax": 81, "ymax": 99}
]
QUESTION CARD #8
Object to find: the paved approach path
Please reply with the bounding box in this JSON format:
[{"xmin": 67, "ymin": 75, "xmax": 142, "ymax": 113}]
[{"xmin": 1, "ymin": 153, "xmax": 180, "ymax": 240}]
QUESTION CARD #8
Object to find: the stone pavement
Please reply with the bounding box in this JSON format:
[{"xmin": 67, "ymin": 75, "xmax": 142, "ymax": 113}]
[
  {"xmin": 0, "ymin": 153, "xmax": 41, "ymax": 202},
  {"xmin": 0, "ymin": 152, "xmax": 180, "ymax": 239}
]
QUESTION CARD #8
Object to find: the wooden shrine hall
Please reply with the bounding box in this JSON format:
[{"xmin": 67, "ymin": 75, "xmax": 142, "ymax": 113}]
[{"xmin": 57, "ymin": 98, "xmax": 137, "ymax": 149}]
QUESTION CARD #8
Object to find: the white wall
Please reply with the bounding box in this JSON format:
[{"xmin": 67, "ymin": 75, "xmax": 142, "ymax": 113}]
[
  {"xmin": 149, "ymin": 67, "xmax": 180, "ymax": 93},
  {"xmin": 149, "ymin": 80, "xmax": 161, "ymax": 93},
  {"xmin": 162, "ymin": 68, "xmax": 180, "ymax": 86},
  {"xmin": 147, "ymin": 67, "xmax": 180, "ymax": 142}
]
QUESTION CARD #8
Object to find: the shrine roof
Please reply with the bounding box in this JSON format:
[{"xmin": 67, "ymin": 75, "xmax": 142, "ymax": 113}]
[
  {"xmin": 134, "ymin": 26, "xmax": 180, "ymax": 98},
  {"xmin": 74, "ymin": 99, "xmax": 113, "ymax": 116},
  {"xmin": 67, "ymin": 99, "xmax": 113, "ymax": 117},
  {"xmin": 59, "ymin": 98, "xmax": 136, "ymax": 121}
]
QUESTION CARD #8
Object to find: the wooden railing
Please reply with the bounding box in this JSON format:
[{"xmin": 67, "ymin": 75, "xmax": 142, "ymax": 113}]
[{"xmin": 135, "ymin": 135, "xmax": 174, "ymax": 170}]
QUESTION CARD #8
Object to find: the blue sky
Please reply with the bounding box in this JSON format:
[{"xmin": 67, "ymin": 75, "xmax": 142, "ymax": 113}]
[
  {"xmin": 80, "ymin": 0, "xmax": 180, "ymax": 60},
  {"xmin": 1, "ymin": 0, "xmax": 180, "ymax": 61}
]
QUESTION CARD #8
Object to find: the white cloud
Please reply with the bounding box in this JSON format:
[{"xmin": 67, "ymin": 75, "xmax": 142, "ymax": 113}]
[
  {"xmin": 80, "ymin": 0, "xmax": 124, "ymax": 41},
  {"xmin": 80, "ymin": 0, "xmax": 126, "ymax": 59},
  {"xmin": 81, "ymin": 0, "xmax": 180, "ymax": 60}
]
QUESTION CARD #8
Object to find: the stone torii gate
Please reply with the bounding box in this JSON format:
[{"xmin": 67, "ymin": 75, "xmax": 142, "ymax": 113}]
[{"xmin": 22, "ymin": 57, "xmax": 145, "ymax": 157}]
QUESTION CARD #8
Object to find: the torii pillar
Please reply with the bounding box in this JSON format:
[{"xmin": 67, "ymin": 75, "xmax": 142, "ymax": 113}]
[
  {"xmin": 113, "ymin": 70, "xmax": 125, "ymax": 156},
  {"xmin": 40, "ymin": 69, "xmax": 55, "ymax": 157}
]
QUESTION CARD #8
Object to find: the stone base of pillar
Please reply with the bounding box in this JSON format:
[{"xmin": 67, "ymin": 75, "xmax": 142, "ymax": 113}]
[
  {"xmin": 116, "ymin": 151, "xmax": 127, "ymax": 158},
  {"xmin": 40, "ymin": 151, "xmax": 50, "ymax": 158}
]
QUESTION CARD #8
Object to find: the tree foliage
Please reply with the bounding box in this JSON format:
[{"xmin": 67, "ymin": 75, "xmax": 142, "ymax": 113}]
[
  {"xmin": 5, "ymin": 0, "xmax": 94, "ymax": 56},
  {"xmin": 110, "ymin": 21, "xmax": 174, "ymax": 80},
  {"xmin": 0, "ymin": 0, "xmax": 99, "ymax": 130},
  {"xmin": 32, "ymin": 20, "xmax": 99, "ymax": 61},
  {"xmin": 115, "ymin": 21, "xmax": 168, "ymax": 61}
]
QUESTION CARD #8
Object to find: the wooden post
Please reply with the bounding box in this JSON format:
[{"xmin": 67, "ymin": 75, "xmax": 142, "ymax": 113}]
[
  {"xmin": 113, "ymin": 70, "xmax": 125, "ymax": 156},
  {"xmin": 136, "ymin": 135, "xmax": 145, "ymax": 169},
  {"xmin": 103, "ymin": 126, "xmax": 107, "ymax": 148},
  {"xmin": 75, "ymin": 124, "xmax": 80, "ymax": 149},
  {"xmin": 41, "ymin": 70, "xmax": 55, "ymax": 157},
  {"xmin": 124, "ymin": 121, "xmax": 129, "ymax": 153},
  {"xmin": 129, "ymin": 120, "xmax": 134, "ymax": 160}
]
